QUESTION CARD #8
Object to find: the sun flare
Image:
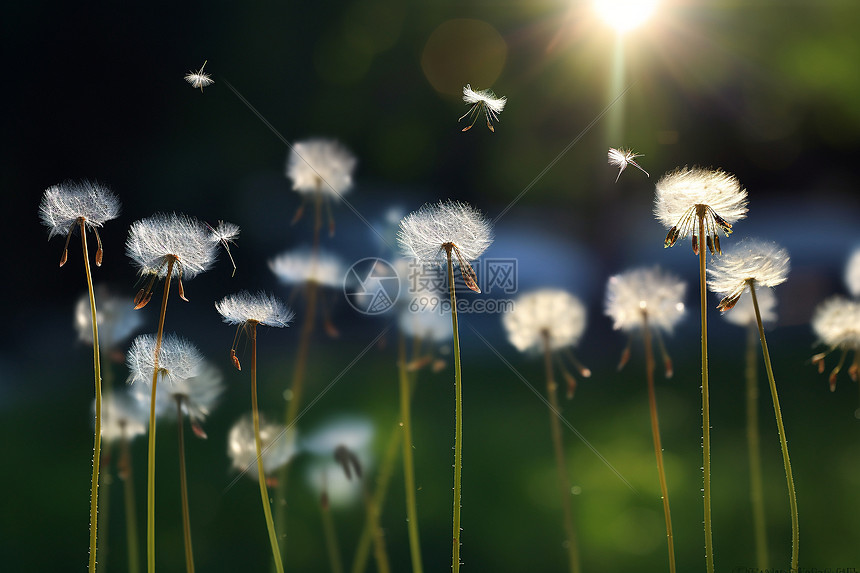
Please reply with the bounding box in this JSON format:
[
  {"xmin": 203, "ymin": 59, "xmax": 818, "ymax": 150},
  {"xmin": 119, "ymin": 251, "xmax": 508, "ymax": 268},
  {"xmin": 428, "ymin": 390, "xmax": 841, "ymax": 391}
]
[{"xmin": 593, "ymin": 0, "xmax": 658, "ymax": 33}]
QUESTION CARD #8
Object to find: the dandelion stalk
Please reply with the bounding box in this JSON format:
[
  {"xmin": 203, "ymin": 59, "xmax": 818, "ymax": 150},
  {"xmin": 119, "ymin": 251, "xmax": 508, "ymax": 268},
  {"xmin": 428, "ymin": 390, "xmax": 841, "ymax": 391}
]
[
  {"xmin": 541, "ymin": 332, "xmax": 581, "ymax": 573},
  {"xmin": 175, "ymin": 397, "xmax": 196, "ymax": 573},
  {"xmin": 749, "ymin": 282, "xmax": 798, "ymax": 570},
  {"xmin": 398, "ymin": 332, "xmax": 424, "ymax": 573},
  {"xmin": 444, "ymin": 246, "xmax": 464, "ymax": 573},
  {"xmin": 81, "ymin": 217, "xmax": 104, "ymax": 573},
  {"xmin": 320, "ymin": 493, "xmax": 344, "ymax": 573},
  {"xmin": 744, "ymin": 323, "xmax": 769, "ymax": 569},
  {"xmin": 249, "ymin": 322, "xmax": 286, "ymax": 573},
  {"xmin": 119, "ymin": 427, "xmax": 141, "ymax": 573},
  {"xmin": 641, "ymin": 313, "xmax": 676, "ymax": 573}
]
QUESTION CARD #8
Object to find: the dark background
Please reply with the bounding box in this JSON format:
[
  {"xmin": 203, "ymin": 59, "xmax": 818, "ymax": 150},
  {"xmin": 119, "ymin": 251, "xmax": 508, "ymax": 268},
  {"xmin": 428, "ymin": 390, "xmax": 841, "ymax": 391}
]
[{"xmin": 3, "ymin": 0, "xmax": 859, "ymax": 571}]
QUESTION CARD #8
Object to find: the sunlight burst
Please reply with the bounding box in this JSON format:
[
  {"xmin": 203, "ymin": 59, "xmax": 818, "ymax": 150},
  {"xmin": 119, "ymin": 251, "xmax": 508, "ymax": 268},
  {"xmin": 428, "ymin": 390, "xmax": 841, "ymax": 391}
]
[{"xmin": 593, "ymin": 0, "xmax": 658, "ymax": 33}]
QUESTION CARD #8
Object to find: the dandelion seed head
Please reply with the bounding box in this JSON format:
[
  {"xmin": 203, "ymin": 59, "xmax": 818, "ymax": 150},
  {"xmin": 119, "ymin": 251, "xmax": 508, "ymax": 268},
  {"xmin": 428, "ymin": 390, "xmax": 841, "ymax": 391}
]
[
  {"xmin": 397, "ymin": 200, "xmax": 493, "ymax": 266},
  {"xmin": 503, "ymin": 289, "xmax": 587, "ymax": 354},
  {"xmin": 75, "ymin": 288, "xmax": 142, "ymax": 349},
  {"xmin": 812, "ymin": 296, "xmax": 860, "ymax": 350},
  {"xmin": 39, "ymin": 180, "xmax": 120, "ymax": 238},
  {"xmin": 462, "ymin": 84, "xmax": 507, "ymax": 114},
  {"xmin": 215, "ymin": 291, "xmax": 294, "ymax": 328},
  {"xmin": 228, "ymin": 414, "xmax": 298, "ymax": 479},
  {"xmin": 723, "ymin": 285, "xmax": 778, "ymax": 327},
  {"xmin": 605, "ymin": 267, "xmax": 686, "ymax": 333},
  {"xmin": 97, "ymin": 390, "xmax": 148, "ymax": 442},
  {"xmin": 269, "ymin": 247, "xmax": 345, "ymax": 288},
  {"xmin": 126, "ymin": 213, "xmax": 217, "ymax": 279},
  {"xmin": 707, "ymin": 239, "xmax": 789, "ymax": 311},
  {"xmin": 287, "ymin": 139, "xmax": 357, "ymax": 198},
  {"xmin": 845, "ymin": 247, "xmax": 860, "ymax": 298},
  {"xmin": 184, "ymin": 61, "xmax": 214, "ymax": 91},
  {"xmin": 302, "ymin": 416, "xmax": 374, "ymax": 455},
  {"xmin": 126, "ymin": 333, "xmax": 204, "ymax": 386}
]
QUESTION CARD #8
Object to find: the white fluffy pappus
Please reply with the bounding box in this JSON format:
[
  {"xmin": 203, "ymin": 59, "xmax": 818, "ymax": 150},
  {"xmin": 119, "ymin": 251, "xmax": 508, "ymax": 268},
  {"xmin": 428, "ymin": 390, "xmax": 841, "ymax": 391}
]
[
  {"xmin": 397, "ymin": 200, "xmax": 493, "ymax": 265},
  {"xmin": 126, "ymin": 213, "xmax": 217, "ymax": 280},
  {"xmin": 845, "ymin": 247, "xmax": 860, "ymax": 298},
  {"xmin": 460, "ymin": 84, "xmax": 507, "ymax": 132},
  {"xmin": 269, "ymin": 246, "xmax": 346, "ymax": 288},
  {"xmin": 608, "ymin": 147, "xmax": 649, "ymax": 182},
  {"xmin": 131, "ymin": 361, "xmax": 225, "ymax": 427},
  {"xmin": 97, "ymin": 390, "xmax": 148, "ymax": 442},
  {"xmin": 605, "ymin": 267, "xmax": 686, "ymax": 333},
  {"xmin": 812, "ymin": 296, "xmax": 860, "ymax": 350},
  {"xmin": 126, "ymin": 333, "xmax": 204, "ymax": 386},
  {"xmin": 707, "ymin": 239, "xmax": 789, "ymax": 312},
  {"xmin": 216, "ymin": 291, "xmax": 294, "ymax": 328},
  {"xmin": 722, "ymin": 284, "xmax": 778, "ymax": 327},
  {"xmin": 503, "ymin": 289, "xmax": 587, "ymax": 354},
  {"xmin": 286, "ymin": 138, "xmax": 357, "ymax": 198},
  {"xmin": 39, "ymin": 180, "xmax": 120, "ymax": 238},
  {"xmin": 184, "ymin": 60, "xmax": 214, "ymax": 92},
  {"xmin": 75, "ymin": 287, "xmax": 142, "ymax": 349},
  {"xmin": 398, "ymin": 306, "xmax": 452, "ymax": 343},
  {"xmin": 227, "ymin": 414, "xmax": 298, "ymax": 480}
]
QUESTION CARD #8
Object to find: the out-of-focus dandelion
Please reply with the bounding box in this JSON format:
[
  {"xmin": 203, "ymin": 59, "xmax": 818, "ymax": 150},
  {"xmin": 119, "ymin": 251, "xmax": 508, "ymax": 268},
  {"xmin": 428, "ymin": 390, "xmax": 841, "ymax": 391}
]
[
  {"xmin": 228, "ymin": 414, "xmax": 298, "ymax": 481},
  {"xmin": 722, "ymin": 285, "xmax": 777, "ymax": 328},
  {"xmin": 286, "ymin": 138, "xmax": 356, "ymax": 237},
  {"xmin": 75, "ymin": 287, "xmax": 143, "ymax": 355},
  {"xmin": 811, "ymin": 297, "xmax": 860, "ymax": 392},
  {"xmin": 608, "ymin": 147, "xmax": 649, "ymax": 182},
  {"xmin": 459, "ymin": 84, "xmax": 506, "ymax": 132},
  {"xmin": 269, "ymin": 246, "xmax": 345, "ymax": 289},
  {"xmin": 217, "ymin": 291, "xmax": 293, "ymax": 573},
  {"xmin": 398, "ymin": 199, "xmax": 493, "ymax": 573},
  {"xmin": 605, "ymin": 267, "xmax": 686, "ymax": 573},
  {"xmin": 40, "ymin": 180, "xmax": 120, "ymax": 573},
  {"xmin": 503, "ymin": 289, "xmax": 588, "ymax": 573},
  {"xmin": 184, "ymin": 60, "xmax": 214, "ymax": 92},
  {"xmin": 706, "ymin": 239, "xmax": 797, "ymax": 571},
  {"xmin": 655, "ymin": 166, "xmax": 748, "ymax": 573},
  {"xmin": 845, "ymin": 247, "xmax": 860, "ymax": 298},
  {"xmin": 206, "ymin": 220, "xmax": 240, "ymax": 277}
]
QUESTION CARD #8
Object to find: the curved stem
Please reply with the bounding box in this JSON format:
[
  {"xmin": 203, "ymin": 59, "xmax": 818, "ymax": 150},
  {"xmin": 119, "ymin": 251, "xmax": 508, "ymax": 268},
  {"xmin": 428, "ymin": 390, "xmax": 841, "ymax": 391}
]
[
  {"xmin": 97, "ymin": 366, "xmax": 115, "ymax": 573},
  {"xmin": 697, "ymin": 211, "xmax": 715, "ymax": 573},
  {"xmin": 399, "ymin": 333, "xmax": 424, "ymax": 573},
  {"xmin": 81, "ymin": 219, "xmax": 103, "ymax": 573},
  {"xmin": 745, "ymin": 323, "xmax": 769, "ymax": 569},
  {"xmin": 749, "ymin": 283, "xmax": 799, "ymax": 570},
  {"xmin": 147, "ymin": 258, "xmax": 175, "ymax": 573},
  {"xmin": 250, "ymin": 322, "xmax": 285, "ymax": 573},
  {"xmin": 120, "ymin": 431, "xmax": 141, "ymax": 573},
  {"xmin": 363, "ymin": 483, "xmax": 391, "ymax": 573},
  {"xmin": 641, "ymin": 314, "xmax": 676, "ymax": 573},
  {"xmin": 176, "ymin": 398, "xmax": 195, "ymax": 573},
  {"xmin": 321, "ymin": 499, "xmax": 344, "ymax": 573},
  {"xmin": 445, "ymin": 248, "xmax": 463, "ymax": 573},
  {"xmin": 541, "ymin": 334, "xmax": 581, "ymax": 573}
]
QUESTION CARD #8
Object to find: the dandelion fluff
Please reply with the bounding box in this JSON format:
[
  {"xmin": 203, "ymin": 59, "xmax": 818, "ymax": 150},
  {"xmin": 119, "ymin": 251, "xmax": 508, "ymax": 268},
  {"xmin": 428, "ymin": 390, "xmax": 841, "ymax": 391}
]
[
  {"xmin": 287, "ymin": 139, "xmax": 356, "ymax": 198},
  {"xmin": 269, "ymin": 247, "xmax": 345, "ymax": 288},
  {"xmin": 812, "ymin": 297, "xmax": 860, "ymax": 350},
  {"xmin": 126, "ymin": 333, "xmax": 204, "ymax": 386},
  {"xmin": 126, "ymin": 213, "xmax": 217, "ymax": 279},
  {"xmin": 397, "ymin": 200, "xmax": 493, "ymax": 265},
  {"xmin": 228, "ymin": 414, "xmax": 298, "ymax": 479},
  {"xmin": 605, "ymin": 267, "xmax": 686, "ymax": 333},
  {"xmin": 215, "ymin": 291, "xmax": 294, "ymax": 328},
  {"xmin": 845, "ymin": 248, "xmax": 860, "ymax": 298},
  {"xmin": 39, "ymin": 180, "xmax": 120, "ymax": 238},
  {"xmin": 503, "ymin": 289, "xmax": 586, "ymax": 354}
]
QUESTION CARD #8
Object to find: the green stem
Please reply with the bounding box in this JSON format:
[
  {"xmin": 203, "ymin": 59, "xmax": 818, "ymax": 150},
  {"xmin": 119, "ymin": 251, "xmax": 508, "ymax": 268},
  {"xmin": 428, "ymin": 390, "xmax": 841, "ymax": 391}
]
[
  {"xmin": 399, "ymin": 333, "xmax": 424, "ymax": 573},
  {"xmin": 445, "ymin": 247, "xmax": 463, "ymax": 573},
  {"xmin": 641, "ymin": 314, "xmax": 676, "ymax": 573},
  {"xmin": 120, "ymin": 430, "xmax": 141, "ymax": 573},
  {"xmin": 147, "ymin": 258, "xmax": 175, "ymax": 573},
  {"xmin": 697, "ymin": 211, "xmax": 715, "ymax": 573},
  {"xmin": 176, "ymin": 398, "xmax": 195, "ymax": 573},
  {"xmin": 745, "ymin": 323, "xmax": 769, "ymax": 569},
  {"xmin": 97, "ymin": 366, "xmax": 115, "ymax": 573},
  {"xmin": 250, "ymin": 322, "xmax": 285, "ymax": 573},
  {"xmin": 749, "ymin": 282, "xmax": 799, "ymax": 570},
  {"xmin": 321, "ymin": 500, "xmax": 344, "ymax": 573},
  {"xmin": 541, "ymin": 334, "xmax": 581, "ymax": 573},
  {"xmin": 363, "ymin": 484, "xmax": 391, "ymax": 573},
  {"xmin": 81, "ymin": 219, "xmax": 103, "ymax": 573}
]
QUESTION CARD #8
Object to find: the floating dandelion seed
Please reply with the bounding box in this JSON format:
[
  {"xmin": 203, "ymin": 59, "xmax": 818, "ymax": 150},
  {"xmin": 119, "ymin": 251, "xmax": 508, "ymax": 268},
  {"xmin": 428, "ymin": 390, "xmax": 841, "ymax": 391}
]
[
  {"xmin": 184, "ymin": 60, "xmax": 214, "ymax": 92},
  {"xmin": 707, "ymin": 240, "xmax": 789, "ymax": 313},
  {"xmin": 459, "ymin": 84, "xmax": 506, "ymax": 132},
  {"xmin": 206, "ymin": 220, "xmax": 240, "ymax": 277},
  {"xmin": 608, "ymin": 147, "xmax": 649, "ymax": 182}
]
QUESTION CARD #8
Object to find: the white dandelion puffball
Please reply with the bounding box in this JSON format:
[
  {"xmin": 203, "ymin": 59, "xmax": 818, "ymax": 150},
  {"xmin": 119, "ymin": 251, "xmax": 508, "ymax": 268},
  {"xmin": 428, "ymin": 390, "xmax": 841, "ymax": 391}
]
[
  {"xmin": 216, "ymin": 291, "xmax": 294, "ymax": 328},
  {"xmin": 397, "ymin": 200, "xmax": 494, "ymax": 265},
  {"xmin": 654, "ymin": 167, "xmax": 748, "ymax": 243},
  {"xmin": 398, "ymin": 306, "xmax": 452, "ymax": 343},
  {"xmin": 75, "ymin": 288, "xmax": 142, "ymax": 349},
  {"xmin": 723, "ymin": 285, "xmax": 777, "ymax": 327},
  {"xmin": 126, "ymin": 333, "xmax": 204, "ymax": 386},
  {"xmin": 503, "ymin": 289, "xmax": 587, "ymax": 354},
  {"xmin": 287, "ymin": 139, "xmax": 357, "ymax": 198},
  {"xmin": 707, "ymin": 240, "xmax": 789, "ymax": 311},
  {"xmin": 812, "ymin": 296, "xmax": 860, "ymax": 350},
  {"xmin": 228, "ymin": 414, "xmax": 298, "ymax": 479},
  {"xmin": 98, "ymin": 390, "xmax": 148, "ymax": 442},
  {"xmin": 161, "ymin": 362, "xmax": 225, "ymax": 424},
  {"xmin": 845, "ymin": 248, "xmax": 860, "ymax": 298},
  {"xmin": 302, "ymin": 416, "xmax": 374, "ymax": 455},
  {"xmin": 605, "ymin": 267, "xmax": 686, "ymax": 333},
  {"xmin": 184, "ymin": 61, "xmax": 214, "ymax": 91},
  {"xmin": 269, "ymin": 247, "xmax": 345, "ymax": 288},
  {"xmin": 126, "ymin": 213, "xmax": 217, "ymax": 280},
  {"xmin": 39, "ymin": 180, "xmax": 120, "ymax": 237}
]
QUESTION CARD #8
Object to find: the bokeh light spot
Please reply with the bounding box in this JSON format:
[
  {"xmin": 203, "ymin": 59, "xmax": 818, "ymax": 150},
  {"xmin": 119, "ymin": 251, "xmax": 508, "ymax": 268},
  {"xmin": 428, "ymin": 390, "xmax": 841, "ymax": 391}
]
[{"xmin": 421, "ymin": 19, "xmax": 507, "ymax": 96}]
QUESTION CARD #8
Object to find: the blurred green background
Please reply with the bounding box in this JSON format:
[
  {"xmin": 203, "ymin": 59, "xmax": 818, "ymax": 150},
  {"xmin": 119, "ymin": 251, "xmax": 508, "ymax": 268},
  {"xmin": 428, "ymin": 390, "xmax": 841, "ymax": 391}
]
[{"xmin": 3, "ymin": 0, "xmax": 860, "ymax": 571}]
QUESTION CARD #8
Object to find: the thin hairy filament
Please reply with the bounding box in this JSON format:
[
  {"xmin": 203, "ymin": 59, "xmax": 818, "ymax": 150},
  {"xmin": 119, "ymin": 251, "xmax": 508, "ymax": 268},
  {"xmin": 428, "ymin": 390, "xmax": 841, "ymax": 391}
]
[
  {"xmin": 120, "ymin": 430, "xmax": 141, "ymax": 573},
  {"xmin": 641, "ymin": 314, "xmax": 676, "ymax": 573},
  {"xmin": 541, "ymin": 334, "xmax": 581, "ymax": 573},
  {"xmin": 176, "ymin": 398, "xmax": 195, "ymax": 573},
  {"xmin": 445, "ymin": 247, "xmax": 464, "ymax": 573},
  {"xmin": 250, "ymin": 322, "xmax": 286, "ymax": 573},
  {"xmin": 81, "ymin": 219, "xmax": 103, "ymax": 573},
  {"xmin": 697, "ymin": 210, "xmax": 715, "ymax": 573},
  {"xmin": 321, "ymin": 499, "xmax": 344, "ymax": 573},
  {"xmin": 749, "ymin": 283, "xmax": 799, "ymax": 570},
  {"xmin": 399, "ymin": 333, "xmax": 424, "ymax": 573},
  {"xmin": 745, "ymin": 324, "xmax": 769, "ymax": 569},
  {"xmin": 147, "ymin": 257, "xmax": 175, "ymax": 573}
]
